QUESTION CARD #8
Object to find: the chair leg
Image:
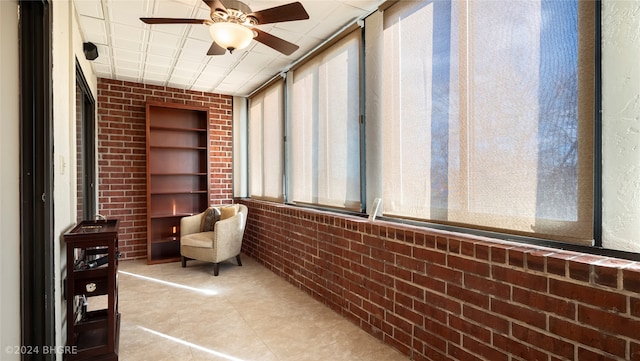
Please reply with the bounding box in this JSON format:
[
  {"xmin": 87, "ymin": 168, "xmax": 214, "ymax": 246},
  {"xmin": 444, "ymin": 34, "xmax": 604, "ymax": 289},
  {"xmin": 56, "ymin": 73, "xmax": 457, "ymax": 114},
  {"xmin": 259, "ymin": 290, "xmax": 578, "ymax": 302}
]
[
  {"xmin": 213, "ymin": 263, "xmax": 219, "ymax": 276},
  {"xmin": 181, "ymin": 256, "xmax": 187, "ymax": 268},
  {"xmin": 236, "ymin": 254, "xmax": 242, "ymax": 267}
]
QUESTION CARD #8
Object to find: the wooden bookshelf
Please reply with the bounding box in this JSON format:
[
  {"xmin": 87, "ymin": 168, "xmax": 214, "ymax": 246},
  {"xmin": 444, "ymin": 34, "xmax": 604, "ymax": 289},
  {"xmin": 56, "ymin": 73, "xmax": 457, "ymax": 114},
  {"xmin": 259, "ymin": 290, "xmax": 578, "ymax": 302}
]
[{"xmin": 146, "ymin": 102, "xmax": 210, "ymax": 264}]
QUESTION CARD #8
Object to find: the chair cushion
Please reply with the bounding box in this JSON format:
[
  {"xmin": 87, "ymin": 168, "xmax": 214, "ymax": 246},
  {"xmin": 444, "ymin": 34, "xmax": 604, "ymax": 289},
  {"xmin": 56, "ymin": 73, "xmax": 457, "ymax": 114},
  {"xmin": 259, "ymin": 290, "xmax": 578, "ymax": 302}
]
[
  {"xmin": 200, "ymin": 207, "xmax": 221, "ymax": 232},
  {"xmin": 220, "ymin": 204, "xmax": 239, "ymax": 220},
  {"xmin": 181, "ymin": 231, "xmax": 215, "ymax": 248}
]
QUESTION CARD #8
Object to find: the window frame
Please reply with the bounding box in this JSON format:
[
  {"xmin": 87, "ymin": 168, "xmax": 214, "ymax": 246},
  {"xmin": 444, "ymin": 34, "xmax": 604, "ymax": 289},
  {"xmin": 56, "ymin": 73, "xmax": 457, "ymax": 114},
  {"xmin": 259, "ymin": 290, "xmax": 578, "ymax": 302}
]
[
  {"xmin": 244, "ymin": 0, "xmax": 619, "ymax": 257},
  {"xmin": 376, "ymin": 0, "xmax": 597, "ymax": 245},
  {"xmin": 248, "ymin": 78, "xmax": 286, "ymax": 203},
  {"xmin": 284, "ymin": 26, "xmax": 365, "ymax": 212}
]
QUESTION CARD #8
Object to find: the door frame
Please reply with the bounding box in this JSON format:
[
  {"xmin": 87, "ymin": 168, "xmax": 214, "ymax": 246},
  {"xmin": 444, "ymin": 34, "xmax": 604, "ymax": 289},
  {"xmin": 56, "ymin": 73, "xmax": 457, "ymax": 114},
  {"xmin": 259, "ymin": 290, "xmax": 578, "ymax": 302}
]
[{"xmin": 19, "ymin": 0, "xmax": 56, "ymax": 358}]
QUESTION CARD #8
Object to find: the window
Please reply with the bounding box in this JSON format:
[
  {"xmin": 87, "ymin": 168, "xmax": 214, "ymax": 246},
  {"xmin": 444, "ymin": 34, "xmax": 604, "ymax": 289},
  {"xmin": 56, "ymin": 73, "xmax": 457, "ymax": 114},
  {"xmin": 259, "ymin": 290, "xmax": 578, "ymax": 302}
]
[
  {"xmin": 380, "ymin": 0, "xmax": 595, "ymax": 244},
  {"xmin": 288, "ymin": 31, "xmax": 362, "ymax": 210},
  {"xmin": 76, "ymin": 62, "xmax": 97, "ymax": 222},
  {"xmin": 248, "ymin": 80, "xmax": 284, "ymax": 201}
]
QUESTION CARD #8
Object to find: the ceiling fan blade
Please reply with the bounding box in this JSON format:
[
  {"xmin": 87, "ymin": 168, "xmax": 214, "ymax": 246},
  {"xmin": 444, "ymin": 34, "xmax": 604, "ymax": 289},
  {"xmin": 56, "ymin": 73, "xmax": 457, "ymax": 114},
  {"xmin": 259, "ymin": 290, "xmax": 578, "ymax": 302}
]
[
  {"xmin": 254, "ymin": 28, "xmax": 299, "ymax": 56},
  {"xmin": 140, "ymin": 18, "xmax": 206, "ymax": 25},
  {"xmin": 203, "ymin": 0, "xmax": 227, "ymax": 12},
  {"xmin": 207, "ymin": 42, "xmax": 227, "ymax": 56},
  {"xmin": 249, "ymin": 2, "xmax": 309, "ymax": 25}
]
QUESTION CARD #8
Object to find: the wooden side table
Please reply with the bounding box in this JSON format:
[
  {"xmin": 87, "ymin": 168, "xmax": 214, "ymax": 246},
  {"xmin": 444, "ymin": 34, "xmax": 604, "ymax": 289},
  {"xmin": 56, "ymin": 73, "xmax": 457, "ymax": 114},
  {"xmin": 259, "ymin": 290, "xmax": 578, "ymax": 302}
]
[{"xmin": 64, "ymin": 219, "xmax": 120, "ymax": 361}]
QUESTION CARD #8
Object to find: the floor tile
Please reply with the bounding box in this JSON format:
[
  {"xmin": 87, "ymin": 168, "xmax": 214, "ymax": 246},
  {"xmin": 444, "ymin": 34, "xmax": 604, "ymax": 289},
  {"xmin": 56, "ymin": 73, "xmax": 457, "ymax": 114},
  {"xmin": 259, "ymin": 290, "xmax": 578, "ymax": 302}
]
[{"xmin": 116, "ymin": 256, "xmax": 409, "ymax": 361}]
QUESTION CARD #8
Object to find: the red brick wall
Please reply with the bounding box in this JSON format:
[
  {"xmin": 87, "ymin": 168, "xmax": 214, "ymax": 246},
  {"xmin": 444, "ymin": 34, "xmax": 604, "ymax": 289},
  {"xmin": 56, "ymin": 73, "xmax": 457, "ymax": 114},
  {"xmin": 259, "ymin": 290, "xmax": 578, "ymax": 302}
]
[
  {"xmin": 239, "ymin": 199, "xmax": 640, "ymax": 361},
  {"xmin": 97, "ymin": 78, "xmax": 233, "ymax": 260}
]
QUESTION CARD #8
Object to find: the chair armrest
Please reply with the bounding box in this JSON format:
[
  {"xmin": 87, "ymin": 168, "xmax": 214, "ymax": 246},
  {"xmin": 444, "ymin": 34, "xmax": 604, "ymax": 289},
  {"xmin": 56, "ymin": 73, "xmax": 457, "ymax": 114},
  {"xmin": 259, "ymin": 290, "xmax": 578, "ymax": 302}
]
[
  {"xmin": 180, "ymin": 212, "xmax": 204, "ymax": 237},
  {"xmin": 213, "ymin": 212, "xmax": 245, "ymax": 261},
  {"xmin": 214, "ymin": 212, "xmax": 244, "ymax": 241}
]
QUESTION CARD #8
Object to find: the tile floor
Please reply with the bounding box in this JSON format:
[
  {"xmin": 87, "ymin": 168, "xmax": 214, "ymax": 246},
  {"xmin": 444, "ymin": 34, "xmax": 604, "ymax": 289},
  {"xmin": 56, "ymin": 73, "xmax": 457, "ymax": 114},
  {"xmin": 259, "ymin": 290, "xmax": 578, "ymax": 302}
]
[{"xmin": 114, "ymin": 256, "xmax": 410, "ymax": 361}]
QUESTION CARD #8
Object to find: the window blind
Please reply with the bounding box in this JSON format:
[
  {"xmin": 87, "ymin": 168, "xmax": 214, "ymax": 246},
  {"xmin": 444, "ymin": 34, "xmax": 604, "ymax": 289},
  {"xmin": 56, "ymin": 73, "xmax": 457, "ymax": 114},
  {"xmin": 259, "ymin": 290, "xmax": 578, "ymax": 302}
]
[
  {"xmin": 380, "ymin": 0, "xmax": 594, "ymax": 243},
  {"xmin": 288, "ymin": 30, "xmax": 362, "ymax": 210},
  {"xmin": 248, "ymin": 80, "xmax": 284, "ymax": 202}
]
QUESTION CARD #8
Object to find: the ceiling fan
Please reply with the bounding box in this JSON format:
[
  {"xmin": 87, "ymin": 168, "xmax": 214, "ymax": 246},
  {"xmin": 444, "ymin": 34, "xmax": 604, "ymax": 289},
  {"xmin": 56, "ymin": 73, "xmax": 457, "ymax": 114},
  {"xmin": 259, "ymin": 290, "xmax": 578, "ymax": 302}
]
[{"xmin": 140, "ymin": 0, "xmax": 309, "ymax": 56}]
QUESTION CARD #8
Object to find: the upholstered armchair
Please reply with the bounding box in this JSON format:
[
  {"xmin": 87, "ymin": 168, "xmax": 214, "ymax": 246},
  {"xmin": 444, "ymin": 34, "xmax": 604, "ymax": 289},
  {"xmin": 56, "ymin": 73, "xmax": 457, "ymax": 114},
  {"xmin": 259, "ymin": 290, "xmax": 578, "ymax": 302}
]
[{"xmin": 179, "ymin": 204, "xmax": 248, "ymax": 276}]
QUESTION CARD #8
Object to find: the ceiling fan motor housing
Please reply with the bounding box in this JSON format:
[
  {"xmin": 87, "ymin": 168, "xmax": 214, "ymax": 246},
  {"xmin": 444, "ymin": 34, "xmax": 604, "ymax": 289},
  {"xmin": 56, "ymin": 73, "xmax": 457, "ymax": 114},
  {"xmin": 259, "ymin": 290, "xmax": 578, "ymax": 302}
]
[
  {"xmin": 213, "ymin": 0, "xmax": 255, "ymax": 23},
  {"xmin": 141, "ymin": 0, "xmax": 307, "ymax": 56}
]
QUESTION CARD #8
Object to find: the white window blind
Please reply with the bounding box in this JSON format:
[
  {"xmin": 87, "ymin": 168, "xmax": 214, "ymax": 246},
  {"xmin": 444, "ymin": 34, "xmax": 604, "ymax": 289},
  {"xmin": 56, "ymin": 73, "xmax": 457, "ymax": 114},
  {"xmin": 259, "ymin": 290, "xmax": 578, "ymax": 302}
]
[
  {"xmin": 381, "ymin": 0, "xmax": 594, "ymax": 243},
  {"xmin": 248, "ymin": 80, "xmax": 284, "ymax": 201},
  {"xmin": 288, "ymin": 31, "xmax": 361, "ymax": 210}
]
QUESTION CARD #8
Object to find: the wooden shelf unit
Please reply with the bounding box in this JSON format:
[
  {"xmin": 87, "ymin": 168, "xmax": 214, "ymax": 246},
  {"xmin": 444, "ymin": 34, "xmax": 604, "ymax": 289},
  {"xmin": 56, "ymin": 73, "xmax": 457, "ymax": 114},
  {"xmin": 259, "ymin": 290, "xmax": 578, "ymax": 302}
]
[
  {"xmin": 146, "ymin": 102, "xmax": 210, "ymax": 264},
  {"xmin": 64, "ymin": 219, "xmax": 120, "ymax": 361}
]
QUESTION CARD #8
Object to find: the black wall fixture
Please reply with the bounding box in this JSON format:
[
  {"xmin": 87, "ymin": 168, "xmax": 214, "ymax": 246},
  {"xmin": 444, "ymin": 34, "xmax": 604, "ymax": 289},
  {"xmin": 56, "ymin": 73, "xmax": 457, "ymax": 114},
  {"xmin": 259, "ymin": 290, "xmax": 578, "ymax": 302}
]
[{"xmin": 83, "ymin": 42, "xmax": 98, "ymax": 61}]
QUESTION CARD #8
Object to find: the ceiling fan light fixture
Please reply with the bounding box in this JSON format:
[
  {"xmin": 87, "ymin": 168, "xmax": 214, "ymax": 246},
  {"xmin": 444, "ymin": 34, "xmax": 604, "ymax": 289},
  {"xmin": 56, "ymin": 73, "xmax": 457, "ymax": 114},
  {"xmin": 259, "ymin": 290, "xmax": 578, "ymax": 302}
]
[{"xmin": 209, "ymin": 22, "xmax": 254, "ymax": 52}]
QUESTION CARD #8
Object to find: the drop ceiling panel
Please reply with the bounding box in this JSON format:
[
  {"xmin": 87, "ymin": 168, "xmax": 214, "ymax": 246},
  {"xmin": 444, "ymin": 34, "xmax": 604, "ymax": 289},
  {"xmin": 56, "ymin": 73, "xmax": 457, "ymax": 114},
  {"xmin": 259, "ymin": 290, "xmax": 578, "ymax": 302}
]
[
  {"xmin": 144, "ymin": 71, "xmax": 171, "ymax": 82},
  {"xmin": 92, "ymin": 63, "xmax": 112, "ymax": 75},
  {"xmin": 111, "ymin": 24, "xmax": 146, "ymax": 51},
  {"xmin": 176, "ymin": 38, "xmax": 211, "ymax": 62},
  {"xmin": 112, "ymin": 48, "xmax": 143, "ymax": 62},
  {"xmin": 115, "ymin": 68, "xmax": 141, "ymax": 78},
  {"xmin": 107, "ymin": 0, "xmax": 151, "ymax": 27},
  {"xmin": 79, "ymin": 16, "xmax": 108, "ymax": 44},
  {"xmin": 145, "ymin": 53, "xmax": 174, "ymax": 65},
  {"xmin": 155, "ymin": 0, "xmax": 194, "ymax": 18},
  {"xmin": 145, "ymin": 63, "xmax": 172, "ymax": 74},
  {"xmin": 146, "ymin": 32, "xmax": 182, "ymax": 56},
  {"xmin": 76, "ymin": 0, "xmax": 385, "ymax": 96},
  {"xmin": 74, "ymin": 0, "xmax": 104, "ymax": 19},
  {"xmin": 188, "ymin": 24, "xmax": 213, "ymax": 42}
]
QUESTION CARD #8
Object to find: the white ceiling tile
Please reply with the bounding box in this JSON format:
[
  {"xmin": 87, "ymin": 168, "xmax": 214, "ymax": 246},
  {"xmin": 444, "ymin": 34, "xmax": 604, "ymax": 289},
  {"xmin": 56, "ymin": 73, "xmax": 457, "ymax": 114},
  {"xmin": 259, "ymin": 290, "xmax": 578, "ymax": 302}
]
[
  {"xmin": 108, "ymin": 0, "xmax": 152, "ymax": 26},
  {"xmin": 214, "ymin": 82, "xmax": 241, "ymax": 93},
  {"xmin": 171, "ymin": 67, "xmax": 198, "ymax": 78},
  {"xmin": 222, "ymin": 70, "xmax": 253, "ymax": 84},
  {"xmin": 75, "ymin": 0, "xmax": 387, "ymax": 96},
  {"xmin": 234, "ymin": 52, "xmax": 277, "ymax": 73},
  {"xmin": 201, "ymin": 61, "xmax": 229, "ymax": 75},
  {"xmin": 74, "ymin": 0, "xmax": 104, "ymax": 18},
  {"xmin": 79, "ymin": 16, "xmax": 108, "ymax": 44},
  {"xmin": 298, "ymin": 1, "xmax": 340, "ymax": 25},
  {"xmin": 143, "ymin": 78, "xmax": 167, "ymax": 87},
  {"xmin": 244, "ymin": 1, "xmax": 282, "ymax": 11},
  {"xmin": 146, "ymin": 32, "xmax": 182, "ymax": 56},
  {"xmin": 111, "ymin": 23, "xmax": 145, "ymax": 51},
  {"xmin": 145, "ymin": 54, "xmax": 174, "ymax": 66},
  {"xmin": 92, "ymin": 45, "xmax": 112, "ymax": 64},
  {"xmin": 195, "ymin": 72, "xmax": 224, "ymax": 84},
  {"xmin": 195, "ymin": 66, "xmax": 224, "ymax": 79},
  {"xmin": 91, "ymin": 62, "xmax": 112, "ymax": 73},
  {"xmin": 153, "ymin": 24, "xmax": 190, "ymax": 36},
  {"xmin": 195, "ymin": 6, "xmax": 211, "ymax": 19},
  {"xmin": 143, "ymin": 71, "xmax": 170, "ymax": 82},
  {"xmin": 149, "ymin": 31, "xmax": 183, "ymax": 47},
  {"xmin": 111, "ymin": 23, "xmax": 145, "ymax": 41},
  {"xmin": 168, "ymin": 77, "xmax": 193, "ymax": 88},
  {"xmin": 112, "ymin": 38, "xmax": 144, "ymax": 52},
  {"xmin": 188, "ymin": 24, "xmax": 213, "ymax": 42},
  {"xmin": 144, "ymin": 63, "xmax": 171, "ymax": 74},
  {"xmin": 191, "ymin": 83, "xmax": 216, "ymax": 92},
  {"xmin": 174, "ymin": 58, "xmax": 205, "ymax": 72},
  {"xmin": 116, "ymin": 74, "xmax": 142, "ymax": 83},
  {"xmin": 155, "ymin": 1, "xmax": 193, "ymax": 18},
  {"xmin": 92, "ymin": 65, "xmax": 112, "ymax": 76},
  {"xmin": 115, "ymin": 60, "xmax": 143, "ymax": 71},
  {"xmin": 173, "ymin": 0, "xmax": 200, "ymax": 7},
  {"xmin": 112, "ymin": 48, "xmax": 143, "ymax": 62},
  {"xmin": 94, "ymin": 70, "xmax": 114, "ymax": 79},
  {"xmin": 116, "ymin": 68, "xmax": 141, "ymax": 77},
  {"xmin": 176, "ymin": 38, "xmax": 211, "ymax": 61},
  {"xmin": 343, "ymin": 0, "xmax": 382, "ymax": 12}
]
